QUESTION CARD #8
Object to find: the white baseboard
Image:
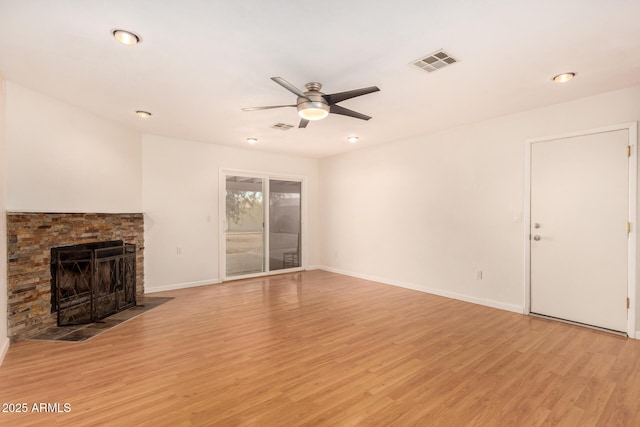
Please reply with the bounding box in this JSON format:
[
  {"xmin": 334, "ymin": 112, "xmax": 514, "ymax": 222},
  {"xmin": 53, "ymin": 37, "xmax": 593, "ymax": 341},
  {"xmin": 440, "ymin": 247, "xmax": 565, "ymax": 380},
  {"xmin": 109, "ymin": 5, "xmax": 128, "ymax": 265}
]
[
  {"xmin": 145, "ymin": 267, "xmax": 320, "ymax": 294},
  {"xmin": 145, "ymin": 278, "xmax": 221, "ymax": 294},
  {"xmin": 318, "ymin": 265, "xmax": 523, "ymax": 314},
  {"xmin": 635, "ymin": 331, "xmax": 640, "ymax": 340},
  {"xmin": 0, "ymin": 336, "xmax": 9, "ymax": 366}
]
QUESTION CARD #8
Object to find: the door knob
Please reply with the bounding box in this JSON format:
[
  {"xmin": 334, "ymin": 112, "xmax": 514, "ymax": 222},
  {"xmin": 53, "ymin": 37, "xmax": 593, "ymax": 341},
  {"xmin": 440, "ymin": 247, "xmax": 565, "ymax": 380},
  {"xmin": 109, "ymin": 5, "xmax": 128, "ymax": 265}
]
[{"xmin": 533, "ymin": 235, "xmax": 541, "ymax": 241}]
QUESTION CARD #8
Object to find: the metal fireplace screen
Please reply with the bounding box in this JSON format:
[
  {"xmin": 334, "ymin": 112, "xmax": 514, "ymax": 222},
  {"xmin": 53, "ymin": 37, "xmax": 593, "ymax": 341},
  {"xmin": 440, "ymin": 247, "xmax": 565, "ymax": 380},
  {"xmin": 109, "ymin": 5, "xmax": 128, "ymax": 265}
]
[{"xmin": 51, "ymin": 240, "xmax": 136, "ymax": 326}]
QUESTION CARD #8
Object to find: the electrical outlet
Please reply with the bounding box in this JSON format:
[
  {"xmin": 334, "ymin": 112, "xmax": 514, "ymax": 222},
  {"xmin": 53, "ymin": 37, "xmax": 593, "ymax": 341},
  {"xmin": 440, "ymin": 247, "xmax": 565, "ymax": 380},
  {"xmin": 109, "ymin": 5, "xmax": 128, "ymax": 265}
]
[
  {"xmin": 475, "ymin": 270, "xmax": 483, "ymax": 280},
  {"xmin": 177, "ymin": 247, "xmax": 183, "ymax": 255}
]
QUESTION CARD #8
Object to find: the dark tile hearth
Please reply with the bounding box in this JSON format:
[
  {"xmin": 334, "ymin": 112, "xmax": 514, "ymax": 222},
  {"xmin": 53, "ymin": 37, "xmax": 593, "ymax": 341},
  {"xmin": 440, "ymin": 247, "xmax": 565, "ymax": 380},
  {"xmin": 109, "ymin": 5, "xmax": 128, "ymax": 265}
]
[{"xmin": 28, "ymin": 296, "xmax": 173, "ymax": 342}]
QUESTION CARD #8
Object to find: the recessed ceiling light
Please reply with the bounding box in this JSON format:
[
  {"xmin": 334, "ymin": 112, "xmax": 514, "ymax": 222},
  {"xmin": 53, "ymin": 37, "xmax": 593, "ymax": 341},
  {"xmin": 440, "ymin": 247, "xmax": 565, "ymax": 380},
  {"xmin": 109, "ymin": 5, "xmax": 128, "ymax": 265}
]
[
  {"xmin": 552, "ymin": 72, "xmax": 576, "ymax": 83},
  {"xmin": 136, "ymin": 110, "xmax": 152, "ymax": 118},
  {"xmin": 247, "ymin": 138, "xmax": 258, "ymax": 144},
  {"xmin": 112, "ymin": 29, "xmax": 142, "ymax": 46},
  {"xmin": 347, "ymin": 136, "xmax": 359, "ymax": 143}
]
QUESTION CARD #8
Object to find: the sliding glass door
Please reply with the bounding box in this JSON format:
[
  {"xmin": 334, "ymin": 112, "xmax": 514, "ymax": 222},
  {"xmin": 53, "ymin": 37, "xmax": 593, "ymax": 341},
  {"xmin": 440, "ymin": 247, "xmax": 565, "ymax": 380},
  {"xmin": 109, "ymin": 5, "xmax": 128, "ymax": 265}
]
[
  {"xmin": 269, "ymin": 180, "xmax": 301, "ymax": 271},
  {"xmin": 223, "ymin": 173, "xmax": 304, "ymax": 279},
  {"xmin": 225, "ymin": 176, "xmax": 265, "ymax": 277}
]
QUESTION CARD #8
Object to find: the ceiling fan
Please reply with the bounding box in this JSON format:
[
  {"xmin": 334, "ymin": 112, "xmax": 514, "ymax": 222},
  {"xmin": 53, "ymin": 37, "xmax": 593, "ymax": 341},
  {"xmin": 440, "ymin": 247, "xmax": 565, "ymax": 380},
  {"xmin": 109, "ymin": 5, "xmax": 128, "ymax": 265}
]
[{"xmin": 242, "ymin": 77, "xmax": 380, "ymax": 128}]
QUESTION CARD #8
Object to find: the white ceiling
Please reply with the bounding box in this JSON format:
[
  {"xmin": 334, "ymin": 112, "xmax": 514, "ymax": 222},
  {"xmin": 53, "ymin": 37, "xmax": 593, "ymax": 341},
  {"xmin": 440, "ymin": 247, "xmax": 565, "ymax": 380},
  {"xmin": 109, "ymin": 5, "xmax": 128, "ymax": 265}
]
[{"xmin": 1, "ymin": 0, "xmax": 639, "ymax": 158}]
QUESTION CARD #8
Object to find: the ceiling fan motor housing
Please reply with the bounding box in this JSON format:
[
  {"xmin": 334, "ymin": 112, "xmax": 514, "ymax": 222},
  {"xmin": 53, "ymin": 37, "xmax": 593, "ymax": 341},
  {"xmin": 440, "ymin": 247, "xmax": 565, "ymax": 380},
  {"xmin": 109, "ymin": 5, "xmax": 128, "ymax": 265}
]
[{"xmin": 297, "ymin": 86, "xmax": 329, "ymax": 120}]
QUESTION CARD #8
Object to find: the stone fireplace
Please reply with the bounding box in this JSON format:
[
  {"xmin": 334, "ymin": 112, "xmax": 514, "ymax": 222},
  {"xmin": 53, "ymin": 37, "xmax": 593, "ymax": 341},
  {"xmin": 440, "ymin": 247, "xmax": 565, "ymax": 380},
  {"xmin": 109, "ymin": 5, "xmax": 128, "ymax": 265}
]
[{"xmin": 6, "ymin": 213, "xmax": 144, "ymax": 342}]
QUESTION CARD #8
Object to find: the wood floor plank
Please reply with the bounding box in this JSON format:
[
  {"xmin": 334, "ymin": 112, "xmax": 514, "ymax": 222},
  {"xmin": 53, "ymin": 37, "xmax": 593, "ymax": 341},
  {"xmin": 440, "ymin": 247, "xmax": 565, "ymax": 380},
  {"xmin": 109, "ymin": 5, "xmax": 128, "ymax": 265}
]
[{"xmin": 1, "ymin": 270, "xmax": 640, "ymax": 426}]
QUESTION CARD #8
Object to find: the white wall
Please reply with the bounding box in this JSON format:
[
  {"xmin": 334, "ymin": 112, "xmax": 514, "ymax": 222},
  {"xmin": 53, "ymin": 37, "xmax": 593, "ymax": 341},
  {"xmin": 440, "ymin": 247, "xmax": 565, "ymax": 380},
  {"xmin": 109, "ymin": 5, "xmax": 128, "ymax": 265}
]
[
  {"xmin": 0, "ymin": 76, "xmax": 9, "ymax": 362},
  {"xmin": 4, "ymin": 76, "xmax": 639, "ymax": 348},
  {"xmin": 142, "ymin": 134, "xmax": 319, "ymax": 292},
  {"xmin": 5, "ymin": 82, "xmax": 142, "ymax": 213},
  {"xmin": 319, "ymin": 86, "xmax": 640, "ymax": 330}
]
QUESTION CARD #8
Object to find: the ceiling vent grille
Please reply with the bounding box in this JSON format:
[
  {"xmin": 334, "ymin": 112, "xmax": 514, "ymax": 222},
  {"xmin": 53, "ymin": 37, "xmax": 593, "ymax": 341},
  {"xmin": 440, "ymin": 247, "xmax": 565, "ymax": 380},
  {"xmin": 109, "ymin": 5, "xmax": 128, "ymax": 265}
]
[
  {"xmin": 272, "ymin": 122, "xmax": 294, "ymax": 130},
  {"xmin": 412, "ymin": 50, "xmax": 459, "ymax": 73}
]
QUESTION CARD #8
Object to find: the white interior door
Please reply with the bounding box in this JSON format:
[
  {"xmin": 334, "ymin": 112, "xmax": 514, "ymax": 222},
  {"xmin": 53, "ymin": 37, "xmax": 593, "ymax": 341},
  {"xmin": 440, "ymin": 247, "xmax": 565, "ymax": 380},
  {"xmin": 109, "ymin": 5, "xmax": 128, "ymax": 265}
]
[{"xmin": 530, "ymin": 129, "xmax": 629, "ymax": 332}]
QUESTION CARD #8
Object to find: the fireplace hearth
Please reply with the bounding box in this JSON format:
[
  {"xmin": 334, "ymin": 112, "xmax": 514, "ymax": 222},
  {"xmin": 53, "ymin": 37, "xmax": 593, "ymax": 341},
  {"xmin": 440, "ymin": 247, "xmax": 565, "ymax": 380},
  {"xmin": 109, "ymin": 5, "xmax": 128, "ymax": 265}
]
[{"xmin": 51, "ymin": 240, "xmax": 137, "ymax": 326}]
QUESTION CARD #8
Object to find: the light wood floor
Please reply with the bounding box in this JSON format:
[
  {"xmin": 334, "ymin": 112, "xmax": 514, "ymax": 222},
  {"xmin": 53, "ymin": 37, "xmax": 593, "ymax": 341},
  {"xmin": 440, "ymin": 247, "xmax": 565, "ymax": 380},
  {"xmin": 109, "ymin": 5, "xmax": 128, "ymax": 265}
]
[{"xmin": 1, "ymin": 270, "xmax": 640, "ymax": 426}]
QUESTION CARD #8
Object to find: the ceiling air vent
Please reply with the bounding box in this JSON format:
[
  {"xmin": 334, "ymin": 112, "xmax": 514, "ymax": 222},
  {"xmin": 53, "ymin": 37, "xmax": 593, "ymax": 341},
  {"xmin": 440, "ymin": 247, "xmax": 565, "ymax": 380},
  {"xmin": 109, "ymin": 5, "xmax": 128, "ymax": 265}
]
[
  {"xmin": 412, "ymin": 50, "xmax": 459, "ymax": 73},
  {"xmin": 272, "ymin": 122, "xmax": 294, "ymax": 130}
]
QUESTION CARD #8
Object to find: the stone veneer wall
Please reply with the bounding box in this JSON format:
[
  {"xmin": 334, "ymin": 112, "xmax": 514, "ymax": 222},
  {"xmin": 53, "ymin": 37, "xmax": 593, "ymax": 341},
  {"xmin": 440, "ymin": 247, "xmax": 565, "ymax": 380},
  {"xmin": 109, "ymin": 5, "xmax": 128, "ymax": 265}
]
[{"xmin": 6, "ymin": 213, "xmax": 144, "ymax": 342}]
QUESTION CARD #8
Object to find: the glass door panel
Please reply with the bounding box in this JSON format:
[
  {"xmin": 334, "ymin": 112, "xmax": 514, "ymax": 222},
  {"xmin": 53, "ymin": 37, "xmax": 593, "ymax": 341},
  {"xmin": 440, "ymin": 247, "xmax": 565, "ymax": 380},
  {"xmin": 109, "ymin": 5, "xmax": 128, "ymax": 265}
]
[
  {"xmin": 269, "ymin": 180, "xmax": 301, "ymax": 271},
  {"xmin": 225, "ymin": 175, "xmax": 264, "ymax": 277}
]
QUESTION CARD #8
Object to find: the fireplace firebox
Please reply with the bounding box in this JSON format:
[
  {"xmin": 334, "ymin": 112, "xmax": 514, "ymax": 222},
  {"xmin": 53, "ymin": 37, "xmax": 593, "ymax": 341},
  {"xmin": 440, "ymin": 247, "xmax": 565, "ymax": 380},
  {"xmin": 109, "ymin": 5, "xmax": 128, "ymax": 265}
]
[{"xmin": 51, "ymin": 240, "xmax": 137, "ymax": 326}]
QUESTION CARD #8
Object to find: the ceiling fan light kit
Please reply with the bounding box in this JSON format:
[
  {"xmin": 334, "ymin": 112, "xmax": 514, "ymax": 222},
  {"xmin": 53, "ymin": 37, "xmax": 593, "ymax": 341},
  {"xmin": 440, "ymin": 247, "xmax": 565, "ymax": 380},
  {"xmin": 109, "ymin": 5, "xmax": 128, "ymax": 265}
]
[
  {"xmin": 242, "ymin": 77, "xmax": 379, "ymax": 128},
  {"xmin": 297, "ymin": 106, "xmax": 329, "ymax": 120},
  {"xmin": 296, "ymin": 82, "xmax": 330, "ymax": 121}
]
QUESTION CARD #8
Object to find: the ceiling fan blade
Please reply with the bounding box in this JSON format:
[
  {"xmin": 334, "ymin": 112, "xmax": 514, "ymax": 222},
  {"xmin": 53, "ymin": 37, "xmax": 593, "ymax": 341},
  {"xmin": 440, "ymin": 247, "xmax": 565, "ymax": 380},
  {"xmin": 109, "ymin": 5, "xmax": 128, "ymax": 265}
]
[
  {"xmin": 299, "ymin": 118, "xmax": 310, "ymax": 128},
  {"xmin": 241, "ymin": 105, "xmax": 296, "ymax": 111},
  {"xmin": 271, "ymin": 77, "xmax": 310, "ymax": 101},
  {"xmin": 323, "ymin": 86, "xmax": 380, "ymax": 105},
  {"xmin": 329, "ymin": 105, "xmax": 372, "ymax": 121}
]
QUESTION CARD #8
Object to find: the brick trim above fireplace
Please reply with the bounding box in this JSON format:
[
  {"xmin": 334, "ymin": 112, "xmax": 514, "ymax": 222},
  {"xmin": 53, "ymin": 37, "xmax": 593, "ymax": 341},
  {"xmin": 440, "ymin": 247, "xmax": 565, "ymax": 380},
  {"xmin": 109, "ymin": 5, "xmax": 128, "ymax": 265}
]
[{"xmin": 6, "ymin": 212, "xmax": 144, "ymax": 342}]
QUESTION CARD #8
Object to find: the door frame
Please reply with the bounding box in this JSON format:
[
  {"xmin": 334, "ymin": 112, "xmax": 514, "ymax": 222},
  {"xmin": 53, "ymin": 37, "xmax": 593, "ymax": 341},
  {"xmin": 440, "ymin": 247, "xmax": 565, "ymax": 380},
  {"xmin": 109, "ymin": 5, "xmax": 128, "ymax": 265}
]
[
  {"xmin": 523, "ymin": 122, "xmax": 638, "ymax": 337},
  {"xmin": 219, "ymin": 168, "xmax": 307, "ymax": 281}
]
